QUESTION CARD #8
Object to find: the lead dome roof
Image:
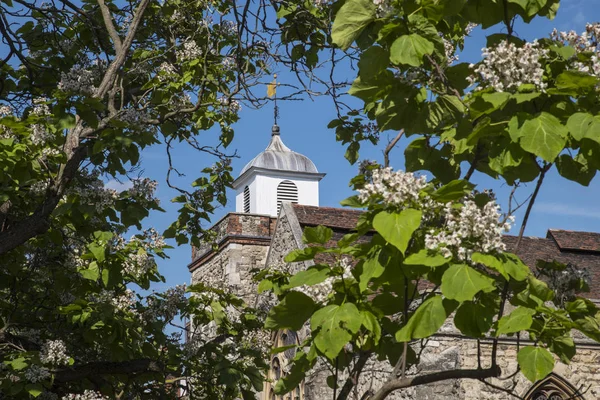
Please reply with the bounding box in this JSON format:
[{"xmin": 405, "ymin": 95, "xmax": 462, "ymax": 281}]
[{"xmin": 239, "ymin": 125, "xmax": 319, "ymax": 176}]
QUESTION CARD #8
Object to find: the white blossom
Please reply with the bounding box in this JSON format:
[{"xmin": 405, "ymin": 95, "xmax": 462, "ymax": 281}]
[
  {"xmin": 123, "ymin": 250, "xmax": 156, "ymax": 280},
  {"xmin": 88, "ymin": 289, "xmax": 137, "ymax": 313},
  {"xmin": 61, "ymin": 390, "xmax": 109, "ymax": 400},
  {"xmin": 129, "ymin": 178, "xmax": 158, "ymax": 204},
  {"xmin": 0, "ymin": 104, "xmax": 12, "ymax": 116},
  {"xmin": 425, "ymin": 199, "xmax": 514, "ymax": 261},
  {"xmin": 296, "ymin": 258, "xmax": 352, "ymax": 304},
  {"xmin": 217, "ymin": 96, "xmax": 241, "ymax": 113},
  {"xmin": 24, "ymin": 365, "xmax": 50, "ymax": 383},
  {"xmin": 219, "ymin": 20, "xmax": 237, "ymax": 36},
  {"xmin": 58, "ymin": 65, "xmax": 98, "ymax": 94},
  {"xmin": 468, "ymin": 40, "xmax": 548, "ymax": 92},
  {"xmin": 40, "ymin": 340, "xmax": 70, "ymax": 366},
  {"xmin": 176, "ymin": 40, "xmax": 202, "ymax": 61},
  {"xmin": 357, "ymin": 167, "xmax": 429, "ymax": 210},
  {"xmin": 551, "ymin": 23, "xmax": 600, "ymax": 77}
]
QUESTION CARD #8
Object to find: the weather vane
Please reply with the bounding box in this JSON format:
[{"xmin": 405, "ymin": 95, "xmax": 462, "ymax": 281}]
[{"xmin": 267, "ymin": 74, "xmax": 279, "ymax": 126}]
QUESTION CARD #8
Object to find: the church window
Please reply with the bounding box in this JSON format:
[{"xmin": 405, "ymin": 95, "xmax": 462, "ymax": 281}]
[
  {"xmin": 263, "ymin": 330, "xmax": 303, "ymax": 400},
  {"xmin": 277, "ymin": 180, "xmax": 298, "ymax": 214},
  {"xmin": 523, "ymin": 373, "xmax": 583, "ymax": 400},
  {"xmin": 243, "ymin": 186, "xmax": 250, "ymax": 213}
]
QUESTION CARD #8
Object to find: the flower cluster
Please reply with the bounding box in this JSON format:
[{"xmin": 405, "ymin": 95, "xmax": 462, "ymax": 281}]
[
  {"xmin": 40, "ymin": 340, "xmax": 70, "ymax": 366},
  {"xmin": 443, "ymin": 37, "xmax": 459, "ymax": 65},
  {"xmin": 119, "ymin": 108, "xmax": 148, "ymax": 127},
  {"xmin": 129, "ymin": 178, "xmax": 158, "ymax": 205},
  {"xmin": 88, "ymin": 289, "xmax": 136, "ymax": 313},
  {"xmin": 157, "ymin": 62, "xmax": 177, "ymax": 81},
  {"xmin": 0, "ymin": 104, "xmax": 12, "ymax": 116},
  {"xmin": 296, "ymin": 258, "xmax": 352, "ymax": 303},
  {"xmin": 61, "ymin": 390, "xmax": 109, "ymax": 400},
  {"xmin": 24, "ymin": 365, "xmax": 50, "ymax": 383},
  {"xmin": 69, "ymin": 173, "xmax": 118, "ymax": 213},
  {"xmin": 219, "ymin": 20, "xmax": 237, "ymax": 36},
  {"xmin": 551, "ymin": 23, "xmax": 600, "ymax": 77},
  {"xmin": 58, "ymin": 64, "xmax": 99, "ymax": 94},
  {"xmin": 425, "ymin": 199, "xmax": 513, "ymax": 261},
  {"xmin": 146, "ymin": 284, "xmax": 187, "ymax": 320},
  {"xmin": 468, "ymin": 40, "xmax": 548, "ymax": 92},
  {"xmin": 176, "ymin": 40, "xmax": 203, "ymax": 61},
  {"xmin": 217, "ymin": 96, "xmax": 241, "ymax": 113},
  {"xmin": 123, "ymin": 251, "xmax": 156, "ymax": 280},
  {"xmin": 357, "ymin": 167, "xmax": 428, "ymax": 209}
]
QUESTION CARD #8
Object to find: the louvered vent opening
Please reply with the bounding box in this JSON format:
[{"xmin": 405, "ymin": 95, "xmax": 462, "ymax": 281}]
[
  {"xmin": 243, "ymin": 186, "xmax": 250, "ymax": 213},
  {"xmin": 277, "ymin": 180, "xmax": 298, "ymax": 214}
]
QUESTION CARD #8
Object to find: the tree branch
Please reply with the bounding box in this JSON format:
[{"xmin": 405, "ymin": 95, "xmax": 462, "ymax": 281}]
[
  {"xmin": 336, "ymin": 351, "xmax": 370, "ymax": 400},
  {"xmin": 370, "ymin": 367, "xmax": 501, "ymax": 400},
  {"xmin": 96, "ymin": 0, "xmax": 122, "ymax": 52},
  {"xmin": 383, "ymin": 130, "xmax": 403, "ymax": 168}
]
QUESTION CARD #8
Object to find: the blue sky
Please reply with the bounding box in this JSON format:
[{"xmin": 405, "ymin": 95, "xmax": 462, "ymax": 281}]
[{"xmin": 128, "ymin": 2, "xmax": 600, "ymax": 292}]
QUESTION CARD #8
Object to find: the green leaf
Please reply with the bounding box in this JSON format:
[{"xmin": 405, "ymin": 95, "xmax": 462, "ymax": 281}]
[
  {"xmin": 556, "ymin": 154, "xmax": 596, "ymax": 186},
  {"xmin": 80, "ymin": 261, "xmax": 100, "ymax": 281},
  {"xmin": 390, "ymin": 34, "xmax": 434, "ymax": 67},
  {"xmin": 518, "ymin": 346, "xmax": 554, "ymax": 382},
  {"xmin": 441, "ymin": 264, "xmax": 495, "ymax": 302},
  {"xmin": 331, "ymin": 0, "xmax": 376, "ymax": 50},
  {"xmin": 87, "ymin": 242, "xmax": 106, "ymax": 263},
  {"xmin": 284, "ymin": 246, "xmax": 321, "ymax": 262},
  {"xmin": 265, "ymin": 292, "xmax": 316, "ymax": 331},
  {"xmin": 431, "ymin": 179, "xmax": 475, "ymax": 202},
  {"xmin": 549, "ymin": 335, "xmax": 575, "ymax": 364},
  {"xmin": 358, "ymin": 46, "xmax": 389, "ymax": 80},
  {"xmin": 25, "ymin": 383, "xmax": 43, "ymax": 397},
  {"xmin": 373, "ymin": 209, "xmax": 422, "ymax": 254},
  {"xmin": 497, "ymin": 306, "xmax": 535, "ymax": 335},
  {"xmin": 396, "ymin": 295, "xmax": 457, "ymax": 342},
  {"xmin": 286, "ymin": 265, "xmax": 331, "ymax": 289},
  {"xmin": 358, "ymin": 256, "xmax": 384, "ymax": 292},
  {"xmin": 311, "ymin": 303, "xmax": 362, "ymax": 359},
  {"xmin": 517, "ymin": 112, "xmax": 567, "ymax": 162},
  {"xmin": 554, "ymin": 71, "xmax": 598, "ymax": 94},
  {"xmin": 303, "ymin": 225, "xmax": 333, "ymax": 244},
  {"xmin": 340, "ymin": 195, "xmax": 365, "ymax": 208},
  {"xmin": 471, "ymin": 252, "xmax": 530, "ymax": 281},
  {"xmin": 404, "ymin": 249, "xmax": 448, "ymax": 267},
  {"xmin": 454, "ymin": 301, "xmax": 496, "ymax": 337},
  {"xmin": 361, "ymin": 310, "xmax": 382, "ymax": 344},
  {"xmin": 274, "ymin": 350, "xmax": 316, "ymax": 394},
  {"xmin": 566, "ymin": 112, "xmax": 594, "ymax": 141}
]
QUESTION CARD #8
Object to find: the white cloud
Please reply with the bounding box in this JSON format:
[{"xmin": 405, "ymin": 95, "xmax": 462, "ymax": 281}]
[
  {"xmin": 105, "ymin": 179, "xmax": 133, "ymax": 192},
  {"xmin": 535, "ymin": 202, "xmax": 600, "ymax": 219}
]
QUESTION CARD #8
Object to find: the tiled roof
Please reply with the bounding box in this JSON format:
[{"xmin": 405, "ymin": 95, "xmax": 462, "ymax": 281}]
[
  {"xmin": 293, "ymin": 204, "xmax": 364, "ymax": 230},
  {"xmin": 547, "ymin": 229, "xmax": 600, "ymax": 252}
]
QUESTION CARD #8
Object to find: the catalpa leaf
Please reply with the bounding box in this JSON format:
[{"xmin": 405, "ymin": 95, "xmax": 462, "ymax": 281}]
[
  {"xmin": 496, "ymin": 306, "xmax": 535, "ymax": 335},
  {"xmin": 518, "ymin": 346, "xmax": 554, "ymax": 382},
  {"xmin": 390, "ymin": 34, "xmax": 434, "ymax": 67},
  {"xmin": 441, "ymin": 264, "xmax": 496, "ymax": 302},
  {"xmin": 396, "ymin": 295, "xmax": 457, "ymax": 342},
  {"xmin": 331, "ymin": 0, "xmax": 376, "ymax": 50},
  {"xmin": 373, "ymin": 209, "xmax": 422, "ymax": 254},
  {"xmin": 518, "ymin": 112, "xmax": 567, "ymax": 162},
  {"xmin": 311, "ymin": 303, "xmax": 362, "ymax": 360}
]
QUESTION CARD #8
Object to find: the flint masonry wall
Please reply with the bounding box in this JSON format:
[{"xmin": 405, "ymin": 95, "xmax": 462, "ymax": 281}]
[{"xmin": 189, "ymin": 213, "xmax": 276, "ymax": 305}]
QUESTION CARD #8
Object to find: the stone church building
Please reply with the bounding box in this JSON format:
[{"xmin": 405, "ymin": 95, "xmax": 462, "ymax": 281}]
[{"xmin": 189, "ymin": 125, "xmax": 600, "ymax": 400}]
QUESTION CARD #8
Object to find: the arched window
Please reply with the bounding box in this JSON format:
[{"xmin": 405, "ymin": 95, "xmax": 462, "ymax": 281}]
[
  {"xmin": 523, "ymin": 373, "xmax": 583, "ymax": 400},
  {"xmin": 243, "ymin": 186, "xmax": 250, "ymax": 213},
  {"xmin": 263, "ymin": 330, "xmax": 303, "ymax": 400},
  {"xmin": 277, "ymin": 180, "xmax": 298, "ymax": 214}
]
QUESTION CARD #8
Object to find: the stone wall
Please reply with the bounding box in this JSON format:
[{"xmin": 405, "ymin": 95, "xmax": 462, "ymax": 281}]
[{"xmin": 189, "ymin": 213, "xmax": 275, "ymax": 305}]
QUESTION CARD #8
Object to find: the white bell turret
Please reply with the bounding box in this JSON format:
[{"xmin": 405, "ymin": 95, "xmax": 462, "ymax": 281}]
[{"xmin": 232, "ymin": 124, "xmax": 325, "ymax": 216}]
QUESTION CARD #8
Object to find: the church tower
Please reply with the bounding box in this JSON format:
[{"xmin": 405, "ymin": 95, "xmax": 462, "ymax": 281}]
[{"xmin": 232, "ymin": 124, "xmax": 325, "ymax": 216}]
